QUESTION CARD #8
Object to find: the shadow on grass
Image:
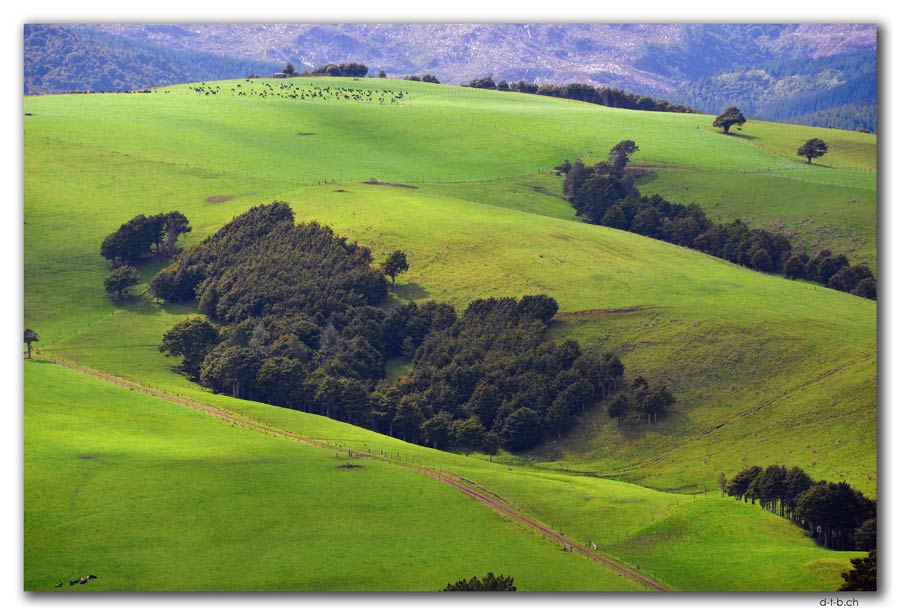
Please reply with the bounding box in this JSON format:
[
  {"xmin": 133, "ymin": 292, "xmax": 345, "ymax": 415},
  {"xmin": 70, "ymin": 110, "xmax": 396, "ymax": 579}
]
[
  {"xmin": 724, "ymin": 132, "xmax": 760, "ymax": 141},
  {"xmin": 116, "ymin": 293, "xmax": 199, "ymax": 317},
  {"xmin": 393, "ymin": 282, "xmax": 430, "ymax": 302}
]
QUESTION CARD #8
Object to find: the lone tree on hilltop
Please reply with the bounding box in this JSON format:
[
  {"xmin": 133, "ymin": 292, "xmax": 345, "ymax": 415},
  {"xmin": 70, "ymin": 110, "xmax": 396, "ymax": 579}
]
[
  {"xmin": 24, "ymin": 328, "xmax": 39, "ymax": 359},
  {"xmin": 798, "ymin": 138, "xmax": 829, "ymax": 164},
  {"xmin": 383, "ymin": 250, "xmax": 409, "ymax": 286},
  {"xmin": 713, "ymin": 106, "xmax": 747, "ymax": 134},
  {"xmin": 104, "ymin": 265, "xmax": 142, "ymax": 300},
  {"xmin": 443, "ymin": 572, "xmax": 516, "ymax": 591}
]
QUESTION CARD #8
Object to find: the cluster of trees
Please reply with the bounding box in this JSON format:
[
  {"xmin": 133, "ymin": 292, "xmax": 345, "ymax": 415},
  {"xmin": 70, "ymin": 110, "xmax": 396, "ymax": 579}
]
[
  {"xmin": 311, "ymin": 62, "xmax": 369, "ymax": 77},
  {"xmin": 784, "ymin": 250, "xmax": 876, "ymax": 298},
  {"xmin": 404, "ymin": 74, "xmax": 439, "ymax": 83},
  {"xmin": 153, "ymin": 202, "xmax": 643, "ymax": 454},
  {"xmin": 839, "ymin": 551, "xmax": 876, "ymax": 591},
  {"xmin": 726, "ymin": 464, "xmax": 876, "ymax": 552},
  {"xmin": 98, "ymin": 211, "xmax": 191, "ymax": 301},
  {"xmin": 100, "ymin": 211, "xmax": 191, "ymax": 264},
  {"xmin": 151, "ymin": 202, "xmax": 387, "ymax": 319},
  {"xmin": 464, "ymin": 77, "xmax": 698, "ymax": 114},
  {"xmin": 442, "ymin": 573, "xmax": 516, "ymax": 591},
  {"xmin": 606, "ymin": 376, "xmax": 676, "ymax": 424},
  {"xmin": 557, "ymin": 142, "xmax": 876, "ymax": 299},
  {"xmin": 374, "ymin": 296, "xmax": 631, "ymax": 452}
]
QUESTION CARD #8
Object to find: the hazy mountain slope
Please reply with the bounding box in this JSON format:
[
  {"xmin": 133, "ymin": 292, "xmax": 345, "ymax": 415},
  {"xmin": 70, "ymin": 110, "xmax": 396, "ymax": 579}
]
[
  {"xmin": 24, "ymin": 24, "xmax": 279, "ymax": 94},
  {"xmin": 28, "ymin": 23, "xmax": 875, "ymax": 130}
]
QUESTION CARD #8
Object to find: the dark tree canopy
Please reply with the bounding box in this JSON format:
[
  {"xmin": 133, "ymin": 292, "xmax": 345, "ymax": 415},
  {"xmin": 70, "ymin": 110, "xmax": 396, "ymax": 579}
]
[
  {"xmin": 104, "ymin": 265, "xmax": 142, "ymax": 300},
  {"xmin": 443, "ymin": 572, "xmax": 516, "ymax": 591},
  {"xmin": 466, "ymin": 76, "xmax": 497, "ymax": 89},
  {"xmin": 854, "ymin": 518, "xmax": 876, "ymax": 551},
  {"xmin": 607, "ymin": 139, "xmax": 639, "ymax": 173},
  {"xmin": 798, "ymin": 138, "xmax": 829, "ymax": 164},
  {"xmin": 163, "ymin": 211, "xmax": 192, "ymax": 256},
  {"xmin": 152, "ymin": 203, "xmax": 634, "ymax": 455},
  {"xmin": 101, "ymin": 211, "xmax": 191, "ymax": 263},
  {"xmin": 382, "ymin": 250, "xmax": 409, "ymax": 286},
  {"xmin": 312, "ymin": 62, "xmax": 368, "ymax": 77},
  {"xmin": 555, "ymin": 145, "xmax": 875, "ymax": 299},
  {"xmin": 159, "ymin": 316, "xmax": 220, "ymax": 380},
  {"xmin": 838, "ymin": 551, "xmax": 876, "ymax": 591},
  {"xmin": 727, "ymin": 464, "xmax": 875, "ymax": 552},
  {"xmin": 713, "ymin": 106, "xmax": 747, "ymax": 134}
]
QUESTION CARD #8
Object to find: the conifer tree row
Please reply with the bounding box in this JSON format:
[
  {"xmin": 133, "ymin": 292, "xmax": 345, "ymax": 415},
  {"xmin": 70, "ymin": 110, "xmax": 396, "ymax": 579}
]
[{"xmin": 725, "ymin": 464, "xmax": 876, "ymax": 552}]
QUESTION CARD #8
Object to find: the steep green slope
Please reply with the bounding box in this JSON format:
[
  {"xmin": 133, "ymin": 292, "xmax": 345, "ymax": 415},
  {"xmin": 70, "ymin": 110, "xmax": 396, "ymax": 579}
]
[{"xmin": 24, "ymin": 79, "xmax": 876, "ymax": 500}]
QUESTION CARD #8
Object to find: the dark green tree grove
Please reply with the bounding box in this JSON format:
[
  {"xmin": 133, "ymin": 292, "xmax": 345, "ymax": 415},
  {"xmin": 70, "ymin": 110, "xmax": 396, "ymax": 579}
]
[
  {"xmin": 159, "ymin": 316, "xmax": 220, "ymax": 380},
  {"xmin": 443, "ymin": 572, "xmax": 516, "ymax": 591},
  {"xmin": 556, "ymin": 144, "xmax": 875, "ymax": 299},
  {"xmin": 100, "ymin": 211, "xmax": 191, "ymax": 264},
  {"xmin": 152, "ymin": 203, "xmax": 638, "ymax": 456},
  {"xmin": 726, "ymin": 464, "xmax": 875, "ymax": 552},
  {"xmin": 838, "ymin": 551, "xmax": 876, "ymax": 591}
]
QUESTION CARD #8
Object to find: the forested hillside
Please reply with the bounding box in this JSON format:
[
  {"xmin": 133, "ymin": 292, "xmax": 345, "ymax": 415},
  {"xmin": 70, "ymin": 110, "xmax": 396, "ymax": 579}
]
[
  {"xmin": 24, "ymin": 24, "xmax": 278, "ymax": 94},
  {"xmin": 680, "ymin": 51, "xmax": 877, "ymax": 132}
]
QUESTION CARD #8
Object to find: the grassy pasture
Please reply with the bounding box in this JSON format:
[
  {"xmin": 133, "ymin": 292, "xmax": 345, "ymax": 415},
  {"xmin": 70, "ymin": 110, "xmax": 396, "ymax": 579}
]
[
  {"xmin": 25, "ymin": 81, "xmax": 876, "ymax": 496},
  {"xmin": 24, "ymin": 361, "xmax": 860, "ymax": 592},
  {"xmin": 23, "ymin": 78, "xmax": 876, "ymax": 591},
  {"xmin": 25, "ymin": 360, "xmax": 646, "ymax": 592}
]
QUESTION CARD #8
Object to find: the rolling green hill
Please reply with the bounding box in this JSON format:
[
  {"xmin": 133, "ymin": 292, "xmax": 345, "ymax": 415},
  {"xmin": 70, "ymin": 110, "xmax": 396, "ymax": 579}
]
[
  {"xmin": 24, "ymin": 78, "xmax": 876, "ymax": 591},
  {"xmin": 25, "ymin": 360, "xmax": 645, "ymax": 592},
  {"xmin": 25, "ymin": 360, "xmax": 861, "ymax": 591}
]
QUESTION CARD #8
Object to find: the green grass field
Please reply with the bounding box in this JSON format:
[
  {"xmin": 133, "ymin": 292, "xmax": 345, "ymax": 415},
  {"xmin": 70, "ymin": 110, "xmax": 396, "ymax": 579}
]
[
  {"xmin": 23, "ymin": 77, "xmax": 877, "ymax": 591},
  {"xmin": 25, "ymin": 360, "xmax": 861, "ymax": 592},
  {"xmin": 26, "ymin": 360, "xmax": 647, "ymax": 592}
]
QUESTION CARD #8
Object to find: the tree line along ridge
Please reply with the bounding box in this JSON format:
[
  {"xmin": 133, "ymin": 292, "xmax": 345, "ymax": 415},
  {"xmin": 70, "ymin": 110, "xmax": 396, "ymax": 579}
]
[{"xmin": 556, "ymin": 139, "xmax": 875, "ymax": 299}]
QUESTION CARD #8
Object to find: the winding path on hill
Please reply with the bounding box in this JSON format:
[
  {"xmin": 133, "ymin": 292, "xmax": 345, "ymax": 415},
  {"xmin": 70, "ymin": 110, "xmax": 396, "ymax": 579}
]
[{"xmin": 38, "ymin": 355, "xmax": 671, "ymax": 592}]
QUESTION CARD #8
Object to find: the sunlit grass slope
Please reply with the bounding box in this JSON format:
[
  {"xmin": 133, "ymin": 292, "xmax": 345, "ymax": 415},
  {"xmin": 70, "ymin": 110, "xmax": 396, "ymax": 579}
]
[
  {"xmin": 25, "ymin": 78, "xmax": 875, "ymax": 260},
  {"xmin": 25, "ymin": 79, "xmax": 875, "ymax": 499},
  {"xmin": 24, "ymin": 361, "xmax": 860, "ymax": 592},
  {"xmin": 25, "ymin": 360, "xmax": 646, "ymax": 592}
]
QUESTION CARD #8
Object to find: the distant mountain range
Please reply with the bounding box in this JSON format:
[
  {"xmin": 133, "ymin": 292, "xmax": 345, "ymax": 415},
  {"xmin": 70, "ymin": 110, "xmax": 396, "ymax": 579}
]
[{"xmin": 25, "ymin": 23, "xmax": 877, "ymax": 131}]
